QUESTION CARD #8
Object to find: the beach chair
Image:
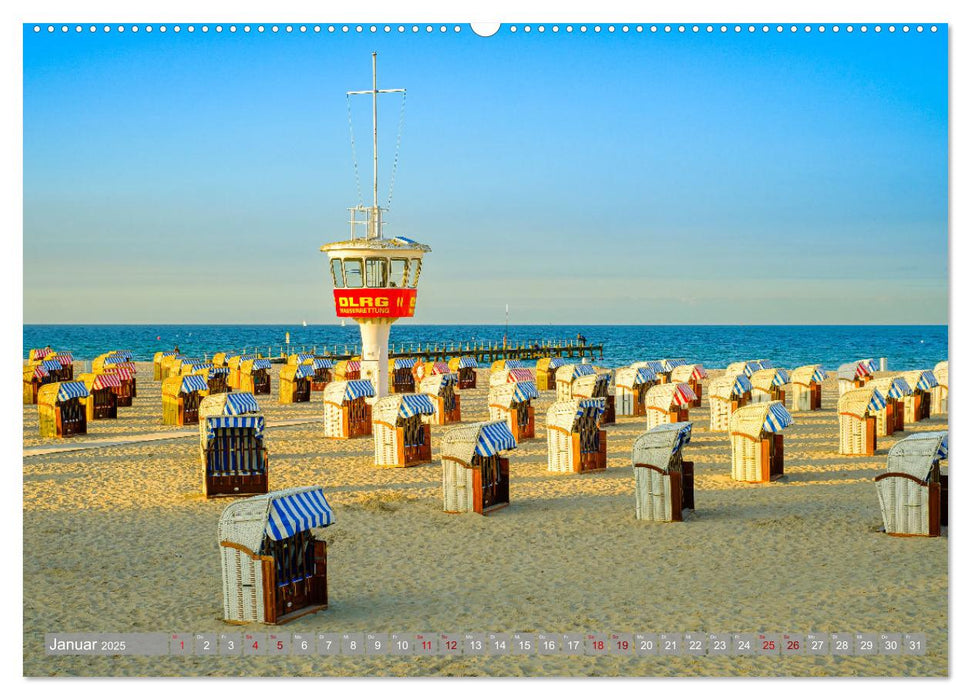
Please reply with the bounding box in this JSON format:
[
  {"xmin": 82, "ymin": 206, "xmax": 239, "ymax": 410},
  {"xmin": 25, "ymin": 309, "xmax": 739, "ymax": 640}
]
[
  {"xmin": 837, "ymin": 386, "xmax": 886, "ymax": 456},
  {"xmin": 749, "ymin": 368, "xmax": 790, "ymax": 405},
  {"xmin": 488, "ymin": 380, "xmax": 539, "ymax": 441},
  {"xmin": 37, "ymin": 381, "xmax": 89, "ymax": 437},
  {"xmin": 46, "ymin": 353, "xmax": 74, "ymax": 381},
  {"xmin": 227, "ymin": 355, "xmax": 256, "ymax": 389},
  {"xmin": 202, "ymin": 366, "xmax": 231, "ymax": 395},
  {"xmin": 441, "ymin": 420, "xmax": 517, "ymax": 515},
  {"xmin": 535, "ymin": 357, "xmax": 566, "ymax": 392},
  {"xmin": 448, "ymin": 356, "xmax": 478, "ymax": 389},
  {"xmin": 669, "ymin": 363, "xmax": 706, "ymax": 408},
  {"xmin": 900, "ymin": 370, "xmax": 937, "ymax": 424},
  {"xmin": 708, "ymin": 373, "xmax": 752, "ymax": 432},
  {"xmin": 322, "ymin": 380, "xmax": 375, "ymax": 439},
  {"xmin": 218, "ymin": 486, "xmax": 334, "ymax": 624},
  {"xmin": 161, "ymin": 354, "xmax": 186, "ymax": 381},
  {"xmin": 614, "ymin": 366, "xmax": 658, "ymax": 417},
  {"xmin": 656, "ymin": 358, "xmax": 687, "ymax": 385},
  {"xmin": 869, "ymin": 377, "xmax": 911, "ymax": 437},
  {"xmin": 489, "ymin": 366, "xmax": 535, "ymax": 387},
  {"xmin": 725, "ymin": 360, "xmax": 762, "ymax": 379},
  {"xmin": 211, "ymin": 352, "xmax": 228, "ymax": 368},
  {"xmin": 644, "ymin": 382, "xmax": 697, "ymax": 431},
  {"xmin": 79, "ymin": 372, "xmax": 120, "ymax": 421},
  {"xmin": 837, "ymin": 359, "xmax": 875, "ymax": 396},
  {"xmin": 569, "ymin": 370, "xmax": 615, "ymax": 424},
  {"xmin": 546, "ymin": 398, "xmax": 607, "ymax": 473},
  {"xmin": 279, "ymin": 364, "xmax": 313, "ymax": 404},
  {"xmin": 334, "ymin": 359, "xmax": 361, "ymax": 381},
  {"xmin": 310, "ymin": 358, "xmax": 334, "ymax": 391},
  {"xmin": 28, "ymin": 347, "xmax": 54, "ymax": 362},
  {"xmin": 632, "ymin": 422, "xmax": 694, "ymax": 522},
  {"xmin": 875, "ymin": 431, "xmax": 948, "ymax": 537},
  {"xmin": 154, "ymin": 351, "xmax": 178, "ymax": 381},
  {"xmin": 162, "ymin": 374, "xmax": 209, "ymax": 426},
  {"xmin": 729, "ymin": 401, "xmax": 793, "ymax": 483},
  {"xmin": 419, "ymin": 372, "xmax": 461, "ymax": 425},
  {"xmin": 287, "ymin": 352, "xmax": 315, "ymax": 366},
  {"xmin": 105, "ymin": 361, "xmax": 136, "ymax": 406},
  {"xmin": 23, "ymin": 364, "xmax": 52, "ymax": 405},
  {"xmin": 200, "ymin": 392, "xmax": 268, "ymax": 498},
  {"xmin": 490, "ymin": 359, "xmax": 526, "ymax": 375},
  {"xmin": 372, "ymin": 394, "xmax": 436, "ymax": 467},
  {"xmin": 239, "ymin": 358, "xmax": 272, "ymax": 396},
  {"xmin": 390, "ymin": 357, "xmax": 417, "ymax": 393},
  {"xmin": 932, "ymin": 361, "xmax": 948, "ymax": 415},
  {"xmin": 554, "ymin": 363, "xmax": 597, "ymax": 401},
  {"xmin": 789, "ymin": 365, "xmax": 825, "ymax": 412}
]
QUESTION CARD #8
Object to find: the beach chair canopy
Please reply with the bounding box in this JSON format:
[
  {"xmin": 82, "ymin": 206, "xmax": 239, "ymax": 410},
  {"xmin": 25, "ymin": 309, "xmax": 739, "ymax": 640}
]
[
  {"xmin": 547, "ymin": 398, "xmax": 605, "ymax": 433},
  {"xmin": 163, "ymin": 374, "xmax": 209, "ymax": 396},
  {"xmin": 201, "ymin": 391, "xmax": 261, "ymax": 418},
  {"xmin": 670, "ymin": 363, "xmax": 707, "ymax": 383},
  {"xmin": 615, "ymin": 366, "xmax": 657, "ymax": 389},
  {"xmin": 373, "ymin": 393, "xmax": 437, "ymax": 423},
  {"xmin": 886, "ymin": 431, "xmax": 948, "ymax": 481},
  {"xmin": 536, "ymin": 357, "xmax": 567, "ymax": 371},
  {"xmin": 837, "ymin": 386, "xmax": 887, "ymax": 418},
  {"xmin": 754, "ymin": 359, "xmax": 774, "ymax": 370},
  {"xmin": 901, "ymin": 369, "xmax": 938, "ymax": 392},
  {"xmin": 38, "ymin": 381, "xmax": 89, "ymax": 406},
  {"xmin": 490, "ymin": 380, "xmax": 540, "ymax": 408},
  {"xmin": 227, "ymin": 354, "xmax": 257, "ymax": 368},
  {"xmin": 725, "ymin": 360, "xmax": 762, "ymax": 378},
  {"xmin": 790, "ymin": 365, "xmax": 826, "ymax": 386},
  {"xmin": 441, "ymin": 420, "xmax": 517, "ymax": 465},
  {"xmin": 311, "ymin": 358, "xmax": 334, "ymax": 370},
  {"xmin": 629, "ymin": 360, "xmax": 665, "ymax": 375},
  {"xmin": 50, "ymin": 353, "xmax": 73, "ymax": 365},
  {"xmin": 660, "ymin": 358, "xmax": 687, "ymax": 372},
  {"xmin": 573, "ymin": 373, "xmax": 610, "ymax": 397},
  {"xmin": 339, "ymin": 359, "xmax": 361, "ymax": 372},
  {"xmin": 106, "ymin": 362, "xmax": 136, "ymax": 380},
  {"xmin": 206, "ymin": 366, "xmax": 231, "ymax": 378},
  {"xmin": 749, "ymin": 368, "xmax": 791, "ymax": 392},
  {"xmin": 291, "ymin": 353, "xmax": 315, "ymax": 364},
  {"xmin": 729, "ymin": 401, "xmax": 794, "ymax": 440},
  {"xmin": 29, "ymin": 347, "xmax": 54, "ymax": 361},
  {"xmin": 154, "ymin": 350, "xmax": 177, "ymax": 361},
  {"xmin": 40, "ymin": 359, "xmax": 63, "ymax": 372},
  {"xmin": 506, "ymin": 368, "xmax": 535, "ymax": 383},
  {"xmin": 632, "ymin": 422, "xmax": 693, "ymax": 470},
  {"xmin": 242, "ymin": 358, "xmax": 272, "ymax": 372},
  {"xmin": 645, "ymin": 382, "xmax": 698, "ymax": 411},
  {"xmin": 25, "ymin": 364, "xmax": 49, "ymax": 381},
  {"xmin": 323, "ymin": 379, "xmax": 375, "ymax": 404},
  {"xmin": 281, "ymin": 364, "xmax": 314, "ymax": 382},
  {"xmin": 556, "ymin": 363, "xmax": 597, "ymax": 383},
  {"xmin": 449, "ymin": 356, "xmax": 478, "ymax": 370},
  {"xmin": 391, "ymin": 357, "xmax": 417, "ymax": 370},
  {"xmin": 708, "ymin": 373, "xmax": 753, "ymax": 400},
  {"xmin": 427, "ymin": 361, "xmax": 451, "ymax": 375},
  {"xmin": 81, "ymin": 372, "xmax": 121, "ymax": 392},
  {"xmin": 219, "ymin": 486, "xmax": 335, "ymax": 554},
  {"xmin": 419, "ymin": 373, "xmax": 456, "ymax": 395},
  {"xmin": 870, "ymin": 377, "xmax": 912, "ymax": 400}
]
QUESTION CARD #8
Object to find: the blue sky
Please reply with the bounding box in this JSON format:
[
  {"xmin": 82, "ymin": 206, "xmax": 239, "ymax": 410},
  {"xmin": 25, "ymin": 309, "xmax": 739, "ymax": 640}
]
[{"xmin": 23, "ymin": 23, "xmax": 948, "ymax": 324}]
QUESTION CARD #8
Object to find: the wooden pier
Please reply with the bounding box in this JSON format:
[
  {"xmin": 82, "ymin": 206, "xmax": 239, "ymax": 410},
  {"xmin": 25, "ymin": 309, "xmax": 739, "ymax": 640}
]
[{"xmin": 208, "ymin": 339, "xmax": 605, "ymax": 365}]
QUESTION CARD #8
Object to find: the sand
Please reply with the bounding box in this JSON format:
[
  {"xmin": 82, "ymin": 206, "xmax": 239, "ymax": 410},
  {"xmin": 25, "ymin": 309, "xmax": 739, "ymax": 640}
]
[{"xmin": 22, "ymin": 363, "xmax": 948, "ymax": 677}]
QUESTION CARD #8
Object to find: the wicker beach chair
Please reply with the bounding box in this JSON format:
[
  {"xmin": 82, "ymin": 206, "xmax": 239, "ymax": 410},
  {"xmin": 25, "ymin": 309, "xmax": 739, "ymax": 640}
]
[
  {"xmin": 789, "ymin": 365, "xmax": 825, "ymax": 412},
  {"xmin": 534, "ymin": 357, "xmax": 564, "ymax": 392},
  {"xmin": 869, "ymin": 377, "xmax": 912, "ymax": 437},
  {"xmin": 632, "ymin": 422, "xmax": 694, "ymax": 522},
  {"xmin": 79, "ymin": 372, "xmax": 120, "ymax": 421},
  {"xmin": 669, "ymin": 363, "xmax": 706, "ymax": 408},
  {"xmin": 932, "ymin": 361, "xmax": 948, "ymax": 415},
  {"xmin": 488, "ymin": 380, "xmax": 538, "ymax": 442},
  {"xmin": 725, "ymin": 360, "xmax": 762, "ymax": 379},
  {"xmin": 614, "ymin": 366, "xmax": 658, "ymax": 417},
  {"xmin": 837, "ymin": 359, "xmax": 876, "ymax": 396},
  {"xmin": 22, "ymin": 364, "xmax": 52, "ymax": 405},
  {"xmin": 322, "ymin": 380, "xmax": 374, "ymax": 439},
  {"xmin": 37, "ymin": 381, "xmax": 89, "ymax": 437},
  {"xmin": 441, "ymin": 420, "xmax": 518, "ymax": 515},
  {"xmin": 570, "ymin": 370, "xmax": 615, "ymax": 424},
  {"xmin": 837, "ymin": 386, "xmax": 886, "ymax": 456},
  {"xmin": 729, "ymin": 401, "xmax": 793, "ymax": 483},
  {"xmin": 372, "ymin": 393, "xmax": 436, "ymax": 467},
  {"xmin": 162, "ymin": 374, "xmax": 208, "ymax": 426},
  {"xmin": 553, "ymin": 363, "xmax": 596, "ymax": 401},
  {"xmin": 239, "ymin": 358, "xmax": 272, "ymax": 395},
  {"xmin": 202, "ymin": 366, "xmax": 232, "ymax": 395},
  {"xmin": 546, "ymin": 398, "xmax": 607, "ymax": 473},
  {"xmin": 287, "ymin": 352, "xmax": 315, "ymax": 366},
  {"xmin": 489, "ymin": 366, "xmax": 535, "ymax": 387},
  {"xmin": 899, "ymin": 370, "xmax": 938, "ymax": 424},
  {"xmin": 218, "ymin": 486, "xmax": 334, "ymax": 624},
  {"xmin": 279, "ymin": 364, "xmax": 313, "ymax": 404},
  {"xmin": 335, "ymin": 359, "xmax": 362, "ymax": 381},
  {"xmin": 419, "ymin": 373, "xmax": 461, "ymax": 425},
  {"xmin": 749, "ymin": 368, "xmax": 790, "ymax": 405},
  {"xmin": 875, "ymin": 431, "xmax": 948, "ymax": 537},
  {"xmin": 448, "ymin": 356, "xmax": 478, "ymax": 389},
  {"xmin": 390, "ymin": 357, "xmax": 417, "ymax": 393},
  {"xmin": 644, "ymin": 382, "xmax": 697, "ymax": 431},
  {"xmin": 708, "ymin": 373, "xmax": 752, "ymax": 432},
  {"xmin": 199, "ymin": 392, "xmax": 268, "ymax": 498},
  {"xmin": 310, "ymin": 358, "xmax": 334, "ymax": 391}
]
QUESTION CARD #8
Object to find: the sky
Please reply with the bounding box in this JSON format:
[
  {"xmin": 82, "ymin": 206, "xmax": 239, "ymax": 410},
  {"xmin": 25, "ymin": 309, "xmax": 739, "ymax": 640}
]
[{"xmin": 22, "ymin": 22, "xmax": 948, "ymax": 325}]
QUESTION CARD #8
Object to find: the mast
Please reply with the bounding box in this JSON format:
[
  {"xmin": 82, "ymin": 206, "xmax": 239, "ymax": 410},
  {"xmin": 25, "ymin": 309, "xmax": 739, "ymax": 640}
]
[{"xmin": 348, "ymin": 51, "xmax": 405, "ymax": 239}]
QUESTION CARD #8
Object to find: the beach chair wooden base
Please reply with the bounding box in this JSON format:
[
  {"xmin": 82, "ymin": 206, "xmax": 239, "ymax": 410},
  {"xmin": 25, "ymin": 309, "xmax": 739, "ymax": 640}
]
[
  {"xmin": 510, "ymin": 406, "xmax": 535, "ymax": 441},
  {"xmin": 572, "ymin": 430, "xmax": 607, "ymax": 473},
  {"xmin": 601, "ymin": 395, "xmax": 616, "ymax": 425},
  {"xmin": 88, "ymin": 391, "xmax": 118, "ymax": 421},
  {"xmin": 206, "ymin": 472, "xmax": 269, "ymax": 498},
  {"xmin": 431, "ymin": 395, "xmax": 461, "ymax": 425},
  {"xmin": 395, "ymin": 428, "xmax": 432, "ymax": 467},
  {"xmin": 760, "ymin": 435, "xmax": 785, "ymax": 482},
  {"xmin": 473, "ymin": 456, "xmax": 510, "ymax": 515},
  {"xmin": 43, "ymin": 402, "xmax": 87, "ymax": 438},
  {"xmin": 458, "ymin": 368, "xmax": 477, "ymax": 390},
  {"xmin": 689, "ymin": 381, "xmax": 702, "ymax": 408}
]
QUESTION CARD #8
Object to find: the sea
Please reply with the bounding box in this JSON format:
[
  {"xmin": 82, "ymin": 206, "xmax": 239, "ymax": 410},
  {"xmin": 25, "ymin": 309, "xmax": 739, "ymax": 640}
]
[{"xmin": 22, "ymin": 325, "xmax": 948, "ymax": 371}]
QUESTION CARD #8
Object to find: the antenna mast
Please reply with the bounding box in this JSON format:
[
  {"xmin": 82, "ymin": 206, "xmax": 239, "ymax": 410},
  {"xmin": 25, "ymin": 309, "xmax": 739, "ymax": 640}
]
[{"xmin": 347, "ymin": 52, "xmax": 405, "ymax": 239}]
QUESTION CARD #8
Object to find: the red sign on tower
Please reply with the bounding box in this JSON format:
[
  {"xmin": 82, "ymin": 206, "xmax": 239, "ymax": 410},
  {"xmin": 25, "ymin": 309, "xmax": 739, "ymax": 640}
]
[{"xmin": 333, "ymin": 289, "xmax": 417, "ymax": 318}]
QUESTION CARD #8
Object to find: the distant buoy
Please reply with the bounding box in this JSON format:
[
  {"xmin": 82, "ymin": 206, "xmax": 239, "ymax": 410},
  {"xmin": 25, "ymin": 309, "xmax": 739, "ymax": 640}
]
[{"xmin": 156, "ymin": 335, "xmax": 161, "ymax": 340}]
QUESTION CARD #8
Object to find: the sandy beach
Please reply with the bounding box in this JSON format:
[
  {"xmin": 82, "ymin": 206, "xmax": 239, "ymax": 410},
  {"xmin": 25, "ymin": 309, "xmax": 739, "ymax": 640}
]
[{"xmin": 22, "ymin": 362, "xmax": 948, "ymax": 677}]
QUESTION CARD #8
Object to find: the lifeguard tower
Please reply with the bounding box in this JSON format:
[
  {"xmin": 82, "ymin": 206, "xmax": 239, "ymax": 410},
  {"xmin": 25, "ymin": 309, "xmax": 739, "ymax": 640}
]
[{"xmin": 321, "ymin": 54, "xmax": 430, "ymax": 399}]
